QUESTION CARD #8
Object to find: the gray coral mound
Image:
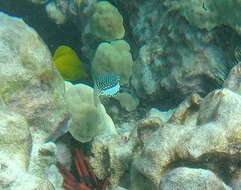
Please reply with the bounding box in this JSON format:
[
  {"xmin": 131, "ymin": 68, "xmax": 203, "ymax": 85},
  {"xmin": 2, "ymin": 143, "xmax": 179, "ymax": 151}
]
[
  {"xmin": 131, "ymin": 87, "xmax": 241, "ymax": 190},
  {"xmin": 159, "ymin": 167, "xmax": 231, "ymax": 190},
  {"xmin": 0, "ymin": 12, "xmax": 67, "ymax": 190}
]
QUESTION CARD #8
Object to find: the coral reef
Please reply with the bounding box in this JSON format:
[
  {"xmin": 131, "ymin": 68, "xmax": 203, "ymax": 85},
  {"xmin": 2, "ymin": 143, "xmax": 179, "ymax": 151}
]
[
  {"xmin": 165, "ymin": 0, "xmax": 241, "ymax": 35},
  {"xmin": 17, "ymin": 0, "xmax": 241, "ymax": 109},
  {"xmin": 136, "ymin": 116, "xmax": 163, "ymax": 146},
  {"xmin": 114, "ymin": 92, "xmax": 139, "ymax": 112},
  {"xmin": 86, "ymin": 1, "xmax": 125, "ymax": 41},
  {"xmin": 44, "ymin": 0, "xmax": 125, "ymax": 61},
  {"xmin": 65, "ymin": 82, "xmax": 117, "ymax": 142},
  {"xmin": 0, "ymin": 110, "xmax": 31, "ymax": 168},
  {"xmin": 130, "ymin": 88, "xmax": 241, "ymax": 190},
  {"xmin": 90, "ymin": 131, "xmax": 138, "ymax": 186},
  {"xmin": 57, "ymin": 149, "xmax": 109, "ymax": 190},
  {"xmin": 56, "ymin": 142, "xmax": 72, "ymax": 169},
  {"xmin": 3, "ymin": 0, "xmax": 241, "ymax": 190},
  {"xmin": 0, "ymin": 11, "xmax": 68, "ymax": 190},
  {"xmin": 0, "ymin": 12, "xmax": 67, "ymax": 141},
  {"xmin": 159, "ymin": 167, "xmax": 231, "ymax": 190},
  {"xmin": 223, "ymin": 62, "xmax": 241, "ymax": 95},
  {"xmin": 45, "ymin": 1, "xmax": 67, "ymax": 25},
  {"xmin": 130, "ymin": 0, "xmax": 230, "ymax": 108},
  {"xmin": 91, "ymin": 40, "xmax": 133, "ymax": 85}
]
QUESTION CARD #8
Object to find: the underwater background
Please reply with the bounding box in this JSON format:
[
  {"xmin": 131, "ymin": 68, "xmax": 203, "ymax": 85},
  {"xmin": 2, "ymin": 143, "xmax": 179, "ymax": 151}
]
[{"xmin": 1, "ymin": 0, "xmax": 241, "ymax": 190}]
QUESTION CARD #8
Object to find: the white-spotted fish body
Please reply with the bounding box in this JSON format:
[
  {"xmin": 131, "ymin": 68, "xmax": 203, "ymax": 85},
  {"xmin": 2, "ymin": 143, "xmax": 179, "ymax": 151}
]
[{"xmin": 94, "ymin": 72, "xmax": 120, "ymax": 97}]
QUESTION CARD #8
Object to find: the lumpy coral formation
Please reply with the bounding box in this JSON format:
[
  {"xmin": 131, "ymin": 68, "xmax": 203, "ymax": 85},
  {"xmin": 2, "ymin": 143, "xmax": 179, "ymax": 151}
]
[
  {"xmin": 65, "ymin": 82, "xmax": 117, "ymax": 143},
  {"xmin": 165, "ymin": 0, "xmax": 241, "ymax": 35},
  {"xmin": 92, "ymin": 40, "xmax": 133, "ymax": 85},
  {"xmin": 131, "ymin": 86, "xmax": 241, "ymax": 190},
  {"xmin": 88, "ymin": 1, "xmax": 125, "ymax": 41},
  {"xmin": 159, "ymin": 167, "xmax": 231, "ymax": 190},
  {"xmin": 0, "ymin": 11, "xmax": 67, "ymax": 190}
]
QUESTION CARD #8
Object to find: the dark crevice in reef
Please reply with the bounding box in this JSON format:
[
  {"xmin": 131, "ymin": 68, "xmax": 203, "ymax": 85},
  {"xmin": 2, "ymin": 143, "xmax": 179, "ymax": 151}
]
[
  {"xmin": 212, "ymin": 26, "xmax": 241, "ymax": 65},
  {"xmin": 108, "ymin": 0, "xmax": 141, "ymax": 59},
  {"xmin": 0, "ymin": 0, "xmax": 83, "ymax": 56}
]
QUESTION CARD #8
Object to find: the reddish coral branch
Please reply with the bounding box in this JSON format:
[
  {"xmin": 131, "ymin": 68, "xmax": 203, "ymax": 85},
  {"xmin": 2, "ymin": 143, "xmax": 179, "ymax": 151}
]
[
  {"xmin": 74, "ymin": 149, "xmax": 93, "ymax": 187},
  {"xmin": 101, "ymin": 177, "xmax": 110, "ymax": 190},
  {"xmin": 57, "ymin": 162, "xmax": 78, "ymax": 185},
  {"xmin": 78, "ymin": 183, "xmax": 92, "ymax": 190},
  {"xmin": 74, "ymin": 149, "xmax": 90, "ymax": 177},
  {"xmin": 83, "ymin": 156, "xmax": 98, "ymax": 186},
  {"xmin": 63, "ymin": 183, "xmax": 77, "ymax": 190},
  {"xmin": 57, "ymin": 148, "xmax": 109, "ymax": 190},
  {"xmin": 74, "ymin": 154, "xmax": 85, "ymax": 177}
]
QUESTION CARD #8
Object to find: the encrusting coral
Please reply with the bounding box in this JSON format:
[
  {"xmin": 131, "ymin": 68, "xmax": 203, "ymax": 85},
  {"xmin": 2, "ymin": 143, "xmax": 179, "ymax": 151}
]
[
  {"xmin": 0, "ymin": 11, "xmax": 68, "ymax": 190},
  {"xmin": 57, "ymin": 148, "xmax": 109, "ymax": 190}
]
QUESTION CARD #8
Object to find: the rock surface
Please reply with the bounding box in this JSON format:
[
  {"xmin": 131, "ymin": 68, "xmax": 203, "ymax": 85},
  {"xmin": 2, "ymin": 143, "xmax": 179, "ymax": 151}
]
[
  {"xmin": 165, "ymin": 0, "xmax": 241, "ymax": 35},
  {"xmin": 90, "ymin": 132, "xmax": 138, "ymax": 185},
  {"xmin": 86, "ymin": 1, "xmax": 125, "ymax": 41},
  {"xmin": 45, "ymin": 1, "xmax": 67, "ymax": 25},
  {"xmin": 159, "ymin": 167, "xmax": 231, "ymax": 190},
  {"xmin": 0, "ymin": 12, "xmax": 67, "ymax": 142},
  {"xmin": 45, "ymin": 0, "xmax": 125, "ymax": 61},
  {"xmin": 114, "ymin": 92, "xmax": 139, "ymax": 112},
  {"xmin": 131, "ymin": 89, "xmax": 241, "ymax": 190},
  {"xmin": 0, "ymin": 12, "xmax": 67, "ymax": 190},
  {"xmin": 3, "ymin": 1, "xmax": 241, "ymax": 190},
  {"xmin": 130, "ymin": 0, "xmax": 230, "ymax": 108},
  {"xmin": 223, "ymin": 62, "xmax": 241, "ymax": 95}
]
